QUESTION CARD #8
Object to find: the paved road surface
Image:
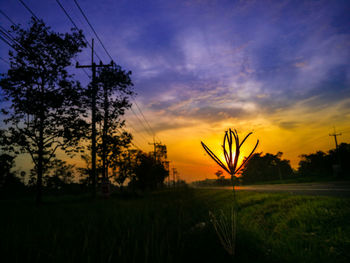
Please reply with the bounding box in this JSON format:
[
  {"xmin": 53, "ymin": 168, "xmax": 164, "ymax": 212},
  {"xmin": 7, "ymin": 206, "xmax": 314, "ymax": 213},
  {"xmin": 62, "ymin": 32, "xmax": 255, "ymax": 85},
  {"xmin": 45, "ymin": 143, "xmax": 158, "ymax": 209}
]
[{"xmin": 203, "ymin": 181, "xmax": 350, "ymax": 197}]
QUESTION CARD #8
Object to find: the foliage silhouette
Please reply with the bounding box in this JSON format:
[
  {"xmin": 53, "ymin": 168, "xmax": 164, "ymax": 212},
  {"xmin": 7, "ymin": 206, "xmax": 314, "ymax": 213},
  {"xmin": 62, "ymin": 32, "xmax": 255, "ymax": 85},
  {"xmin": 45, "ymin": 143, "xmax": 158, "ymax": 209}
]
[
  {"xmin": 299, "ymin": 143, "xmax": 350, "ymax": 179},
  {"xmin": 128, "ymin": 151, "xmax": 169, "ymax": 191},
  {"xmin": 0, "ymin": 18, "xmax": 87, "ymax": 203},
  {"xmin": 94, "ymin": 65, "xmax": 134, "ymax": 180},
  {"xmin": 241, "ymin": 152, "xmax": 294, "ymax": 183}
]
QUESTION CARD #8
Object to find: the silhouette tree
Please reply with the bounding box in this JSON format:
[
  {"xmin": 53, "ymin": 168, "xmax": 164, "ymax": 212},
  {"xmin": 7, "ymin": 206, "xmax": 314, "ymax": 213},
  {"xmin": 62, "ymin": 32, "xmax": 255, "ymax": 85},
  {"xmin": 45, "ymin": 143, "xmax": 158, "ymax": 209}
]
[
  {"xmin": 298, "ymin": 144, "xmax": 350, "ymax": 179},
  {"xmin": 0, "ymin": 18, "xmax": 87, "ymax": 203},
  {"xmin": 242, "ymin": 152, "xmax": 294, "ymax": 183},
  {"xmin": 44, "ymin": 159, "xmax": 75, "ymax": 191},
  {"xmin": 298, "ymin": 151, "xmax": 332, "ymax": 178},
  {"xmin": 110, "ymin": 149, "xmax": 137, "ymax": 190},
  {"xmin": 0, "ymin": 130, "xmax": 24, "ymax": 193},
  {"xmin": 328, "ymin": 143, "xmax": 350, "ymax": 179},
  {"xmin": 82, "ymin": 65, "xmax": 133, "ymax": 187},
  {"xmin": 128, "ymin": 151, "xmax": 169, "ymax": 191},
  {"xmin": 0, "ymin": 152, "xmax": 15, "ymax": 188},
  {"xmin": 215, "ymin": 170, "xmax": 223, "ymax": 179}
]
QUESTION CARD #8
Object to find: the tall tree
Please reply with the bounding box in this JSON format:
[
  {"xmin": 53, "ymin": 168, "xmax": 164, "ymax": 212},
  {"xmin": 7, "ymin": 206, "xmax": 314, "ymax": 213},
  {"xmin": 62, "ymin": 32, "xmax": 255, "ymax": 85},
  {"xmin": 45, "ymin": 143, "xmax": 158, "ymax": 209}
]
[
  {"xmin": 0, "ymin": 18, "xmax": 87, "ymax": 203},
  {"xmin": 95, "ymin": 65, "xmax": 133, "ymax": 181}
]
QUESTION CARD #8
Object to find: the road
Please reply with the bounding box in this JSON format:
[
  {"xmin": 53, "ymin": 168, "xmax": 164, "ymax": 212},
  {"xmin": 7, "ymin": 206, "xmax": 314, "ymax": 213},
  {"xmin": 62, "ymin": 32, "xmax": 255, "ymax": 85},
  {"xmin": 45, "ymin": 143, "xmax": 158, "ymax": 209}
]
[{"xmin": 205, "ymin": 181, "xmax": 350, "ymax": 197}]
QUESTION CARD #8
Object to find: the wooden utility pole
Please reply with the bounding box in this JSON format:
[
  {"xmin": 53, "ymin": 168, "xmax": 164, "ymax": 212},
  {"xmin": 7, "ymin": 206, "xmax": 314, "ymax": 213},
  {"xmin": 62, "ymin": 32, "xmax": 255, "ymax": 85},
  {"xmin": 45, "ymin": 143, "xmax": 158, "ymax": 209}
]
[
  {"xmin": 329, "ymin": 127, "xmax": 342, "ymax": 178},
  {"xmin": 149, "ymin": 137, "xmax": 158, "ymax": 160},
  {"xmin": 76, "ymin": 39, "xmax": 113, "ymax": 197},
  {"xmin": 149, "ymin": 140, "xmax": 166, "ymax": 161},
  {"xmin": 329, "ymin": 127, "xmax": 342, "ymax": 149}
]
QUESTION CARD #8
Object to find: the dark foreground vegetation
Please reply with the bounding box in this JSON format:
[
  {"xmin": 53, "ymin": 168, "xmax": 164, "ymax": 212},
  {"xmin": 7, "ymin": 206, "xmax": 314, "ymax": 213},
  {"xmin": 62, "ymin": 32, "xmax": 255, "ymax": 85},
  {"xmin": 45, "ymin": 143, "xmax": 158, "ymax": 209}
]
[
  {"xmin": 1, "ymin": 188, "xmax": 349, "ymax": 263},
  {"xmin": 193, "ymin": 143, "xmax": 350, "ymax": 187}
]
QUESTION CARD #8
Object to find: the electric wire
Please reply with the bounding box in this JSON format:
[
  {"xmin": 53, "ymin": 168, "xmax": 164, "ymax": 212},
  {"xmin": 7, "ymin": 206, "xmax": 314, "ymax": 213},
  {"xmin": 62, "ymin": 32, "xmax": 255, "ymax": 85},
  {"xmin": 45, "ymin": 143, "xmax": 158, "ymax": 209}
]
[
  {"xmin": 18, "ymin": 0, "xmax": 39, "ymax": 20},
  {"xmin": 132, "ymin": 98, "xmax": 159, "ymax": 141},
  {"xmin": 8, "ymin": 2, "xmax": 91, "ymax": 79},
  {"xmin": 69, "ymin": 0, "xmax": 159, "ymax": 145},
  {"xmin": 73, "ymin": 0, "xmax": 113, "ymax": 62},
  {"xmin": 115, "ymin": 128, "xmax": 142, "ymax": 151},
  {"xmin": 14, "ymin": 0, "xmax": 156, "ymax": 151},
  {"xmin": 54, "ymin": 1, "xmax": 148, "ymax": 150},
  {"xmin": 54, "ymin": 0, "xmax": 102, "ymax": 62},
  {"xmin": 0, "ymin": 56, "xmax": 10, "ymax": 65},
  {"xmin": 0, "ymin": 9, "xmax": 16, "ymax": 25},
  {"xmin": 124, "ymin": 120, "xmax": 150, "ymax": 144},
  {"xmin": 0, "ymin": 28, "xmax": 15, "ymax": 44},
  {"xmin": 0, "ymin": 34, "xmax": 14, "ymax": 48},
  {"xmin": 130, "ymin": 107, "xmax": 154, "ymax": 138},
  {"xmin": 0, "ymin": 25, "xmax": 22, "ymax": 47}
]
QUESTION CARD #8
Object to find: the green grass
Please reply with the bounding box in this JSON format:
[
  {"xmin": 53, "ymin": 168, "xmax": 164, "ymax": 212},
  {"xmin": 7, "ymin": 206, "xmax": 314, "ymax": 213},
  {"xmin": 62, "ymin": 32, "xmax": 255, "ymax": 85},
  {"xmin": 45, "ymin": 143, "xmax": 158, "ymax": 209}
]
[
  {"xmin": 1, "ymin": 189, "xmax": 349, "ymax": 263},
  {"xmin": 243, "ymin": 175, "xmax": 344, "ymax": 185}
]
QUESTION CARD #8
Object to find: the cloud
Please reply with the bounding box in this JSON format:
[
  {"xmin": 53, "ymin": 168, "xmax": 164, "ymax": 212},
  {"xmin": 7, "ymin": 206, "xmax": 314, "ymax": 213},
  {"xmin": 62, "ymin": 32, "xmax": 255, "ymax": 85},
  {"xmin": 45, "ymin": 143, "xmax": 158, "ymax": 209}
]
[{"xmin": 278, "ymin": 121, "xmax": 300, "ymax": 130}]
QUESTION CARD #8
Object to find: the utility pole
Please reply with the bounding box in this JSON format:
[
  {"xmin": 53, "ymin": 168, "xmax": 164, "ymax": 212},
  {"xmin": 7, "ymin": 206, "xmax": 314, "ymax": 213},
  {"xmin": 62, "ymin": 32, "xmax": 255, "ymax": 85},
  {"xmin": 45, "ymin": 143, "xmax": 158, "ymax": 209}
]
[
  {"xmin": 76, "ymin": 39, "xmax": 113, "ymax": 197},
  {"xmin": 149, "ymin": 137, "xmax": 156, "ymax": 160},
  {"xmin": 329, "ymin": 127, "xmax": 342, "ymax": 149},
  {"xmin": 329, "ymin": 127, "xmax": 342, "ymax": 178},
  {"xmin": 149, "ymin": 140, "xmax": 166, "ymax": 161}
]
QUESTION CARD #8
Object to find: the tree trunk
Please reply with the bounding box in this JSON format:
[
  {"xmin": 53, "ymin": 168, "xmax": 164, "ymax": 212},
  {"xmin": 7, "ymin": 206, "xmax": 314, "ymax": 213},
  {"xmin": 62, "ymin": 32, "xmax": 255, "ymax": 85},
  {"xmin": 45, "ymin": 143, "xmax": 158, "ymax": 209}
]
[
  {"xmin": 36, "ymin": 83, "xmax": 45, "ymax": 205},
  {"xmin": 102, "ymin": 85, "xmax": 109, "ymax": 180},
  {"xmin": 36, "ymin": 118, "xmax": 44, "ymax": 204}
]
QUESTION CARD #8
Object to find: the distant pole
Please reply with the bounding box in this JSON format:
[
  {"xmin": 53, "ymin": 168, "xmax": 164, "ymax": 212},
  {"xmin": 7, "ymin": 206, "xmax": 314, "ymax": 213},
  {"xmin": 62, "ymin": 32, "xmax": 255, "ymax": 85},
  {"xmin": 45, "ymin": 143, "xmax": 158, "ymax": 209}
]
[
  {"xmin": 329, "ymin": 127, "xmax": 342, "ymax": 149},
  {"xmin": 76, "ymin": 38, "xmax": 113, "ymax": 197},
  {"xmin": 149, "ymin": 139, "xmax": 158, "ymax": 160},
  {"xmin": 329, "ymin": 127, "xmax": 342, "ymax": 178}
]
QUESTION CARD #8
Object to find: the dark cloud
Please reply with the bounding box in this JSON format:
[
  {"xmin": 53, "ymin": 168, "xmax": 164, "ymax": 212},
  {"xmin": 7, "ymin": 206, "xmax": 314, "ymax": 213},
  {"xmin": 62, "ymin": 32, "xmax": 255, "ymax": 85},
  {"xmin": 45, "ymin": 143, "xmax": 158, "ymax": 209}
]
[
  {"xmin": 279, "ymin": 121, "xmax": 300, "ymax": 130},
  {"xmin": 152, "ymin": 121, "xmax": 194, "ymax": 133}
]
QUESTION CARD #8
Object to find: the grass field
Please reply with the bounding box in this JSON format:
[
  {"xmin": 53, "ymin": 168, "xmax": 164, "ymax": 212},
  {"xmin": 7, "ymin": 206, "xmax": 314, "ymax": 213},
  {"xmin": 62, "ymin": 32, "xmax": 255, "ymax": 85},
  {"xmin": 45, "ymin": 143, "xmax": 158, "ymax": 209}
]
[{"xmin": 1, "ymin": 188, "xmax": 349, "ymax": 263}]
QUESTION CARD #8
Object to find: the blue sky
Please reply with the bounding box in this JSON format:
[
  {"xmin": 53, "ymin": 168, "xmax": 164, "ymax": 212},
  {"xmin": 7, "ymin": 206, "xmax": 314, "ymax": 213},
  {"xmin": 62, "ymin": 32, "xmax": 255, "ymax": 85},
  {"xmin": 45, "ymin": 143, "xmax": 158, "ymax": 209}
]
[{"xmin": 1, "ymin": 0, "xmax": 349, "ymax": 180}]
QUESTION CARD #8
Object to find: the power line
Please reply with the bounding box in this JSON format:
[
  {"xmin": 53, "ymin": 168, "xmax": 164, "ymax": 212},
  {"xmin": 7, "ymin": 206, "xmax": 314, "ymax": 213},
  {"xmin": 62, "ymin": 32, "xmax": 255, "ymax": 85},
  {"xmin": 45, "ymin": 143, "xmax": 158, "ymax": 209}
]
[
  {"xmin": 73, "ymin": 0, "xmax": 113, "ymax": 61},
  {"xmin": 0, "ymin": 56, "xmax": 10, "ymax": 65},
  {"xmin": 63, "ymin": 0, "xmax": 96, "ymax": 45},
  {"xmin": 9, "ymin": 1, "xmax": 91, "ymax": 79},
  {"xmin": 132, "ymin": 98, "xmax": 158, "ymax": 140},
  {"xmin": 0, "ymin": 28, "xmax": 15, "ymax": 44},
  {"xmin": 54, "ymin": 0, "xmax": 102, "ymax": 62},
  {"xmin": 115, "ymin": 128, "xmax": 142, "ymax": 151},
  {"xmin": 0, "ymin": 9, "xmax": 16, "ymax": 25},
  {"xmin": 0, "ymin": 25, "xmax": 22, "ymax": 47},
  {"xmin": 124, "ymin": 120, "xmax": 150, "ymax": 144},
  {"xmin": 130, "ymin": 107, "xmax": 154, "ymax": 138},
  {"xmin": 63, "ymin": 0, "xmax": 159, "ymax": 149},
  {"xmin": 67, "ymin": 1, "xmax": 149, "ymax": 147},
  {"xmin": 18, "ymin": 0, "xmax": 39, "ymax": 20},
  {"xmin": 0, "ymin": 34, "xmax": 14, "ymax": 49},
  {"xmin": 68, "ymin": 0, "xmax": 158, "ymax": 144}
]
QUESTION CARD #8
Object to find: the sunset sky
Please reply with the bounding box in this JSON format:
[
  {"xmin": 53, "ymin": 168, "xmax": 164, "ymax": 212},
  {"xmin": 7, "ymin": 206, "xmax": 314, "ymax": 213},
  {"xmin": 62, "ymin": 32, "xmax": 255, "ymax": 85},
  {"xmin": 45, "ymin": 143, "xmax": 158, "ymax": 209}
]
[{"xmin": 0, "ymin": 0, "xmax": 349, "ymax": 181}]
